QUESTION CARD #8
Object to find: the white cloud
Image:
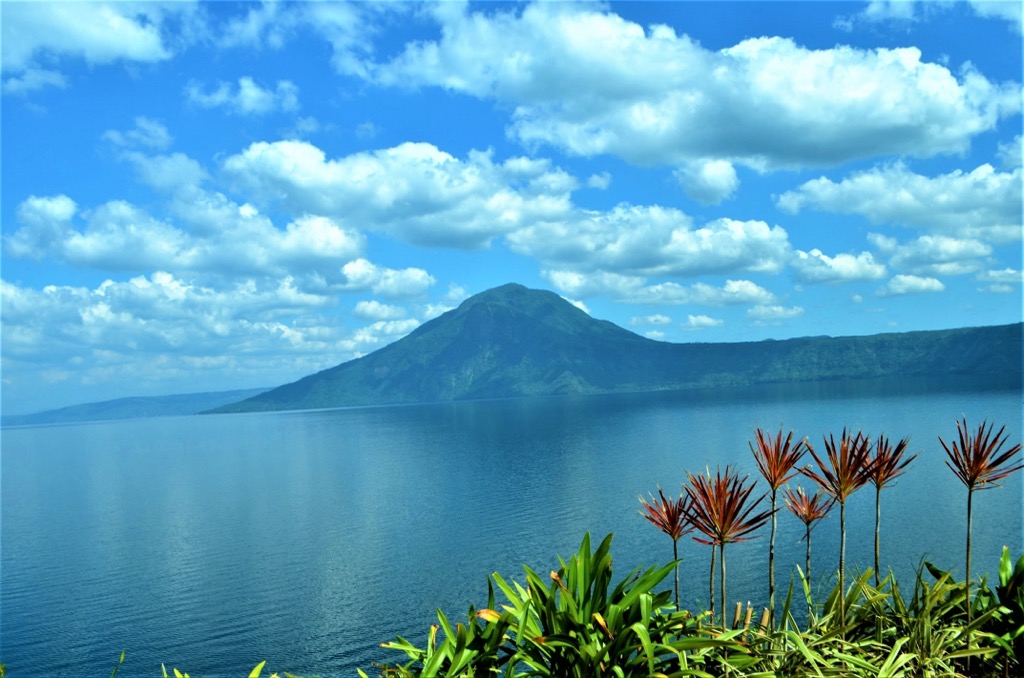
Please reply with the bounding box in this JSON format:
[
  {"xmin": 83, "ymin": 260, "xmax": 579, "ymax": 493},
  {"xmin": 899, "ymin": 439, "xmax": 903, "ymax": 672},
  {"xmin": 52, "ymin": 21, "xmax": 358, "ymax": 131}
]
[
  {"xmin": 510, "ymin": 208, "xmax": 791, "ymax": 277},
  {"xmin": 630, "ymin": 314, "xmax": 672, "ymax": 326},
  {"xmin": 968, "ymin": 0, "xmax": 1023, "ymax": 34},
  {"xmin": 644, "ymin": 330, "xmax": 666, "ymax": 340},
  {"xmin": 791, "ymin": 249, "xmax": 887, "ymax": 283},
  {"xmin": 778, "ymin": 163, "xmax": 1023, "ymax": 242},
  {"xmin": 747, "ymin": 304, "xmax": 804, "ymax": 320},
  {"xmin": 223, "ymin": 140, "xmax": 574, "ymax": 249},
  {"xmin": 869, "ymin": 233, "xmax": 992, "ymax": 276},
  {"xmin": 977, "ymin": 268, "xmax": 1022, "ymax": 284},
  {"xmin": 353, "ymin": 300, "xmax": 406, "ymax": 320},
  {"xmin": 633, "ymin": 279, "xmax": 776, "ymax": 307},
  {"xmin": 103, "ymin": 117, "xmax": 174, "ymax": 150},
  {"xmin": 2, "ymin": 67, "xmax": 67, "ymax": 95},
  {"xmin": 0, "ymin": 271, "xmax": 432, "ymax": 410},
  {"xmin": 345, "ymin": 319, "xmax": 421, "ymax": 350},
  {"xmin": 837, "ymin": 1, "xmax": 1022, "ymax": 34},
  {"xmin": 6, "ymin": 193, "xmax": 365, "ymax": 280},
  {"xmin": 1, "ymin": 3, "xmax": 179, "ymax": 73},
  {"xmin": 877, "ymin": 274, "xmax": 945, "ymax": 296},
  {"xmin": 366, "ymin": 3, "xmax": 1020, "ymax": 170},
  {"xmin": 341, "ymin": 259, "xmax": 435, "ymax": 298},
  {"xmin": 674, "ymin": 160, "xmax": 739, "ymax": 205},
  {"xmin": 6, "ymin": 195, "xmax": 78, "ymax": 258},
  {"xmin": 998, "ymin": 135, "xmax": 1022, "ymax": 169},
  {"xmin": 685, "ymin": 314, "xmax": 724, "ymax": 329},
  {"xmin": 185, "ymin": 77, "xmax": 299, "ymax": 115},
  {"xmin": 586, "ymin": 172, "xmax": 612, "ymax": 190}
]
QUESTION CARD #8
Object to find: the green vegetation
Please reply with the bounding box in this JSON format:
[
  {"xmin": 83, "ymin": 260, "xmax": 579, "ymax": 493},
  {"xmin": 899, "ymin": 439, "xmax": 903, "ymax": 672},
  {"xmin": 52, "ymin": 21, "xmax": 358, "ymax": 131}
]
[
  {"xmin": 362, "ymin": 417, "xmax": 1022, "ymax": 676},
  {"xmin": 208, "ymin": 284, "xmax": 1023, "ymax": 414},
  {"xmin": 362, "ymin": 536, "xmax": 1023, "ymax": 677}
]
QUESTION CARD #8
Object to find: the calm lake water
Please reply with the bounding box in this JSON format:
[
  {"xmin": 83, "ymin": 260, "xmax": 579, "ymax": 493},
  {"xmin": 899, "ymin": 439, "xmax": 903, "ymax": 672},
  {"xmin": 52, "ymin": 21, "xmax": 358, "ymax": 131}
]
[{"xmin": 2, "ymin": 381, "xmax": 1022, "ymax": 677}]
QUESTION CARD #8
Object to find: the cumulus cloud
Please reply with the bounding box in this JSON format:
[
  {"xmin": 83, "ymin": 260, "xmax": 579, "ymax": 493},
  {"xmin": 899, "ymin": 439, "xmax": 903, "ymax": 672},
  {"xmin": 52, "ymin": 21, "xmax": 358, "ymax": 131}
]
[
  {"xmin": 365, "ymin": 3, "xmax": 1019, "ymax": 171},
  {"xmin": 1, "ymin": 3, "xmax": 179, "ymax": 73},
  {"xmin": 353, "ymin": 300, "xmax": 407, "ymax": 320},
  {"xmin": 546, "ymin": 270, "xmax": 777, "ymax": 308},
  {"xmin": 341, "ymin": 259, "xmax": 435, "ymax": 298},
  {"xmin": 5, "ymin": 193, "xmax": 365, "ymax": 280},
  {"xmin": 2, "ymin": 67, "xmax": 67, "ymax": 95},
  {"xmin": 998, "ymin": 135, "xmax": 1022, "ymax": 169},
  {"xmin": 791, "ymin": 249, "xmax": 887, "ymax": 283},
  {"xmin": 0, "ymin": 272, "xmax": 430, "ymax": 410},
  {"xmin": 685, "ymin": 314, "xmax": 724, "ymax": 329},
  {"xmin": 869, "ymin": 233, "xmax": 992, "ymax": 276},
  {"xmin": 185, "ymin": 77, "xmax": 299, "ymax": 115},
  {"xmin": 778, "ymin": 163, "xmax": 1023, "ymax": 242},
  {"xmin": 836, "ymin": 1, "xmax": 1022, "ymax": 34},
  {"xmin": 877, "ymin": 274, "xmax": 945, "ymax": 296},
  {"xmin": 510, "ymin": 207, "xmax": 791, "ymax": 277},
  {"xmin": 630, "ymin": 314, "xmax": 672, "ymax": 326},
  {"xmin": 223, "ymin": 140, "xmax": 575, "ymax": 249},
  {"xmin": 747, "ymin": 304, "xmax": 804, "ymax": 321},
  {"xmin": 674, "ymin": 160, "xmax": 739, "ymax": 205},
  {"xmin": 103, "ymin": 117, "xmax": 174, "ymax": 150}
]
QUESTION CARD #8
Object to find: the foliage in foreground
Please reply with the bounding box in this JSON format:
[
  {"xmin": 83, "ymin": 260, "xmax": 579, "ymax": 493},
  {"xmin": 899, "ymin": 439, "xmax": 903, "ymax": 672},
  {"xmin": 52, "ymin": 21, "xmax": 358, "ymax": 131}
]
[{"xmin": 360, "ymin": 534, "xmax": 1024, "ymax": 677}]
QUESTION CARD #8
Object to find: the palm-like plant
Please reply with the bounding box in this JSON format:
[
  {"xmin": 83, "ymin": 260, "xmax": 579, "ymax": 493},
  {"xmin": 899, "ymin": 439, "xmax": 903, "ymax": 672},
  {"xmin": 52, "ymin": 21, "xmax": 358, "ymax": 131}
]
[
  {"xmin": 800, "ymin": 429, "xmax": 873, "ymax": 617},
  {"xmin": 783, "ymin": 485, "xmax": 833, "ymax": 583},
  {"xmin": 639, "ymin": 487, "xmax": 695, "ymax": 609},
  {"xmin": 868, "ymin": 434, "xmax": 916, "ymax": 586},
  {"xmin": 750, "ymin": 426, "xmax": 807, "ymax": 623},
  {"xmin": 685, "ymin": 466, "xmax": 772, "ymax": 624},
  {"xmin": 939, "ymin": 419, "xmax": 1023, "ymax": 620}
]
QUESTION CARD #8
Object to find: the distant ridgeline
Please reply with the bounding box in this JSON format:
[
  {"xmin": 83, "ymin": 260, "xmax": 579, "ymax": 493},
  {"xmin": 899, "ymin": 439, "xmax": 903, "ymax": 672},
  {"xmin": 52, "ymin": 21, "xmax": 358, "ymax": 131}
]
[
  {"xmin": 209, "ymin": 284, "xmax": 1022, "ymax": 415},
  {"xmin": 3, "ymin": 388, "xmax": 270, "ymax": 427}
]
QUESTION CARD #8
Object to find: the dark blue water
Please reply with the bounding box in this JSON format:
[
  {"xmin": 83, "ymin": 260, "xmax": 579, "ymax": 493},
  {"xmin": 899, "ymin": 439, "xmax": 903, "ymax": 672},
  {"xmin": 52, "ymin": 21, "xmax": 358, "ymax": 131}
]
[{"xmin": 2, "ymin": 382, "xmax": 1022, "ymax": 677}]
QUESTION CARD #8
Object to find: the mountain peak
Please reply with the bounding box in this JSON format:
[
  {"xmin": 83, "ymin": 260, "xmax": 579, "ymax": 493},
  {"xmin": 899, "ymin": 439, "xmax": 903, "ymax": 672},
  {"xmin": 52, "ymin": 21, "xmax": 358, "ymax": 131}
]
[{"xmin": 209, "ymin": 285, "xmax": 1022, "ymax": 414}]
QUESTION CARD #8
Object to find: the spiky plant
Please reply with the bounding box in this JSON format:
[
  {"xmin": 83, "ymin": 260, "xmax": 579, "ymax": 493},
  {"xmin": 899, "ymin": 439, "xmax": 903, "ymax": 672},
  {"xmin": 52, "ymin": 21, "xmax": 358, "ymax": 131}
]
[
  {"xmin": 639, "ymin": 487, "xmax": 695, "ymax": 609},
  {"xmin": 939, "ymin": 419, "xmax": 1022, "ymax": 625},
  {"xmin": 783, "ymin": 485, "xmax": 833, "ymax": 583},
  {"xmin": 750, "ymin": 426, "xmax": 807, "ymax": 623},
  {"xmin": 685, "ymin": 466, "xmax": 772, "ymax": 624},
  {"xmin": 868, "ymin": 434, "xmax": 916, "ymax": 586},
  {"xmin": 800, "ymin": 429, "xmax": 873, "ymax": 620}
]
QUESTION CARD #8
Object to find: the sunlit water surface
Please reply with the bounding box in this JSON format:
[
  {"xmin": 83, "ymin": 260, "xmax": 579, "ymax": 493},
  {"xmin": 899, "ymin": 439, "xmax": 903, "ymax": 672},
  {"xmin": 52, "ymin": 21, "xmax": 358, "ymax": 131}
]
[{"xmin": 2, "ymin": 381, "xmax": 1021, "ymax": 677}]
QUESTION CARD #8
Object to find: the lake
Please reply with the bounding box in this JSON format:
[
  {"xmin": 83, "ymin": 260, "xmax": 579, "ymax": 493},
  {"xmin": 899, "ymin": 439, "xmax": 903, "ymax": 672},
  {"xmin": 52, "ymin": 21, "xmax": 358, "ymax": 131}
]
[{"xmin": 2, "ymin": 380, "xmax": 1022, "ymax": 677}]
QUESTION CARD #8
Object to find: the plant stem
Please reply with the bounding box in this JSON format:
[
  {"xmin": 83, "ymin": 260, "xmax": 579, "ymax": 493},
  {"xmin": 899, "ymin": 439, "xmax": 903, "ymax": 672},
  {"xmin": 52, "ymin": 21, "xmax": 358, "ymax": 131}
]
[
  {"xmin": 672, "ymin": 538, "xmax": 680, "ymax": 610},
  {"xmin": 839, "ymin": 500, "xmax": 846, "ymax": 623},
  {"xmin": 709, "ymin": 544, "xmax": 716, "ymax": 618},
  {"xmin": 874, "ymin": 485, "xmax": 881, "ymax": 587},
  {"xmin": 720, "ymin": 542, "xmax": 727, "ymax": 627},
  {"xmin": 805, "ymin": 522, "xmax": 813, "ymax": 622},
  {"xmin": 768, "ymin": 488, "xmax": 777, "ymax": 625},
  {"xmin": 966, "ymin": 486, "xmax": 974, "ymax": 664}
]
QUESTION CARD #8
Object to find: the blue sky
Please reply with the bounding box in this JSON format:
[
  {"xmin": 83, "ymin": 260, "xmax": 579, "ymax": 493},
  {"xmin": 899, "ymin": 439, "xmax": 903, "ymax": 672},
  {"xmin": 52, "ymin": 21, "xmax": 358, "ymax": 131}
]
[{"xmin": 2, "ymin": 1, "xmax": 1021, "ymax": 415}]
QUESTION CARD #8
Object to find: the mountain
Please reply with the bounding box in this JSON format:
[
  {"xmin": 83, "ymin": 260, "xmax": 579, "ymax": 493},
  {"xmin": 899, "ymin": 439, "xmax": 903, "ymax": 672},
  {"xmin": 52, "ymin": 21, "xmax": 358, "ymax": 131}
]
[
  {"xmin": 2, "ymin": 388, "xmax": 270, "ymax": 427},
  {"xmin": 209, "ymin": 283, "xmax": 1022, "ymax": 414}
]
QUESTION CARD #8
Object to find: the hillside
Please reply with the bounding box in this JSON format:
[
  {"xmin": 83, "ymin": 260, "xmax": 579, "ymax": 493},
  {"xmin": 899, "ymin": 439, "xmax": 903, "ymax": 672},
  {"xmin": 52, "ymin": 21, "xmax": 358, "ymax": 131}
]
[
  {"xmin": 2, "ymin": 388, "xmax": 270, "ymax": 427},
  {"xmin": 209, "ymin": 283, "xmax": 1022, "ymax": 414}
]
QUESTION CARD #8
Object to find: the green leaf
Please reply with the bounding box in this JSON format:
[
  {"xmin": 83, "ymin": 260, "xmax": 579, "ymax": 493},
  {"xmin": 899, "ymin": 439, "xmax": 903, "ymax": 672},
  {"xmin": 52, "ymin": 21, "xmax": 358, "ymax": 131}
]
[{"xmin": 248, "ymin": 660, "xmax": 266, "ymax": 678}]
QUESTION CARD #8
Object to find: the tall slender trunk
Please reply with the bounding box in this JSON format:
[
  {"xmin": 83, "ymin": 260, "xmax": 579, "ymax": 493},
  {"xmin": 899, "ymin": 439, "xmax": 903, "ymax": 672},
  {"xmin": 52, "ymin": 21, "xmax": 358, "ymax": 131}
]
[
  {"xmin": 720, "ymin": 542, "xmax": 727, "ymax": 627},
  {"xmin": 709, "ymin": 544, "xmax": 716, "ymax": 618},
  {"xmin": 768, "ymin": 488, "xmax": 777, "ymax": 625},
  {"xmin": 874, "ymin": 485, "xmax": 881, "ymax": 587},
  {"xmin": 806, "ymin": 523, "xmax": 813, "ymax": 621},
  {"xmin": 966, "ymin": 487, "xmax": 974, "ymax": 667},
  {"xmin": 672, "ymin": 538, "xmax": 680, "ymax": 610},
  {"xmin": 838, "ymin": 500, "xmax": 846, "ymax": 623},
  {"xmin": 805, "ymin": 524, "xmax": 812, "ymax": 581}
]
